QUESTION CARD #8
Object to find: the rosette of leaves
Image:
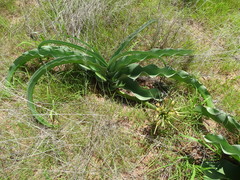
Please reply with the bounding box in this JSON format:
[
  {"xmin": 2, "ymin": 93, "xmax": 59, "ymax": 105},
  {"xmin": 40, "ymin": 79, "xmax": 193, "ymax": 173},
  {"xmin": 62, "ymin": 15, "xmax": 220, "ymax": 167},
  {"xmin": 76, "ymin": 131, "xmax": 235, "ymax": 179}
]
[{"xmin": 6, "ymin": 20, "xmax": 240, "ymax": 131}]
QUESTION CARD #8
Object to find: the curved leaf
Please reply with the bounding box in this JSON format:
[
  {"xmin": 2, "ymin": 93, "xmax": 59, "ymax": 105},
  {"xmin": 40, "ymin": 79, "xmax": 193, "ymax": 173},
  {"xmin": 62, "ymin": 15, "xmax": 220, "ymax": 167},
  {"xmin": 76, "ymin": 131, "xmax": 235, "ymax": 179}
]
[
  {"xmin": 27, "ymin": 55, "xmax": 105, "ymax": 127},
  {"xmin": 118, "ymin": 64, "xmax": 214, "ymax": 107},
  {"xmin": 6, "ymin": 46, "xmax": 81, "ymax": 84},
  {"xmin": 119, "ymin": 76, "xmax": 164, "ymax": 101},
  {"xmin": 118, "ymin": 64, "xmax": 240, "ymax": 132},
  {"xmin": 109, "ymin": 48, "xmax": 193, "ymax": 72},
  {"xmin": 64, "ymin": 34, "xmax": 100, "ymax": 54},
  {"xmin": 109, "ymin": 19, "xmax": 157, "ymax": 63},
  {"xmin": 204, "ymin": 134, "xmax": 240, "ymax": 161},
  {"xmin": 196, "ymin": 106, "xmax": 240, "ymax": 133},
  {"xmin": 116, "ymin": 90, "xmax": 157, "ymax": 109},
  {"xmin": 38, "ymin": 40, "xmax": 107, "ymax": 66},
  {"xmin": 203, "ymin": 159, "xmax": 240, "ymax": 180}
]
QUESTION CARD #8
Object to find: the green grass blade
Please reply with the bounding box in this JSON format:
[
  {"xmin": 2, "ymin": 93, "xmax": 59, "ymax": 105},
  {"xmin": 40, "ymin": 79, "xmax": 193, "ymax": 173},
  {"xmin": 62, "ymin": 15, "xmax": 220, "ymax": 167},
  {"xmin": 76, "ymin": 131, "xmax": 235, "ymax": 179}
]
[
  {"xmin": 196, "ymin": 106, "xmax": 240, "ymax": 133},
  {"xmin": 38, "ymin": 40, "xmax": 107, "ymax": 66},
  {"xmin": 6, "ymin": 46, "xmax": 79, "ymax": 84},
  {"xmin": 109, "ymin": 19, "xmax": 157, "ymax": 63},
  {"xmin": 204, "ymin": 134, "xmax": 240, "ymax": 161},
  {"xmin": 27, "ymin": 55, "xmax": 105, "ymax": 127}
]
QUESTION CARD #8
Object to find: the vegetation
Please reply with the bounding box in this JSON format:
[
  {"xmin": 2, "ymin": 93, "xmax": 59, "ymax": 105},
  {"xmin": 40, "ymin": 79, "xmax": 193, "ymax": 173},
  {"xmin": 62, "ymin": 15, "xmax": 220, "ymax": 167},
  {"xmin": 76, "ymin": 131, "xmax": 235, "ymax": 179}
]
[
  {"xmin": 1, "ymin": 0, "xmax": 240, "ymax": 179},
  {"xmin": 203, "ymin": 134, "xmax": 240, "ymax": 179}
]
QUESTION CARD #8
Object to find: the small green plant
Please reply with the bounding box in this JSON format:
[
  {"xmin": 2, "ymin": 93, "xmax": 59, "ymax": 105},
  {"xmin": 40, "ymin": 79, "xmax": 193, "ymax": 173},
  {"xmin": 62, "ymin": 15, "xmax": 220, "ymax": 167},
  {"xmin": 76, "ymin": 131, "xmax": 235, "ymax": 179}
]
[{"xmin": 6, "ymin": 20, "xmax": 240, "ymax": 133}]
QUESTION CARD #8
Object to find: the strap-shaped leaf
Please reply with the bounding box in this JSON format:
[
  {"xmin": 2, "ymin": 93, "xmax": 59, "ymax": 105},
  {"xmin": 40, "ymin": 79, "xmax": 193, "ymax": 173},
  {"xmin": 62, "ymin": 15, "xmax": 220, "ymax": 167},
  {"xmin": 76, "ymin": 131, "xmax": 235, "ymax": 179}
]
[
  {"xmin": 116, "ymin": 90, "xmax": 158, "ymax": 109},
  {"xmin": 27, "ymin": 55, "xmax": 106, "ymax": 127},
  {"xmin": 202, "ymin": 159, "xmax": 240, "ymax": 180},
  {"xmin": 38, "ymin": 40, "xmax": 107, "ymax": 66},
  {"xmin": 6, "ymin": 46, "xmax": 82, "ymax": 84},
  {"xmin": 64, "ymin": 34, "xmax": 100, "ymax": 54},
  {"xmin": 109, "ymin": 19, "xmax": 157, "ymax": 63},
  {"xmin": 109, "ymin": 48, "xmax": 193, "ymax": 72},
  {"xmin": 118, "ymin": 64, "xmax": 240, "ymax": 132},
  {"xmin": 118, "ymin": 64, "xmax": 214, "ymax": 107},
  {"xmin": 119, "ymin": 76, "xmax": 164, "ymax": 101},
  {"xmin": 204, "ymin": 134, "xmax": 240, "ymax": 161},
  {"xmin": 196, "ymin": 106, "xmax": 240, "ymax": 133}
]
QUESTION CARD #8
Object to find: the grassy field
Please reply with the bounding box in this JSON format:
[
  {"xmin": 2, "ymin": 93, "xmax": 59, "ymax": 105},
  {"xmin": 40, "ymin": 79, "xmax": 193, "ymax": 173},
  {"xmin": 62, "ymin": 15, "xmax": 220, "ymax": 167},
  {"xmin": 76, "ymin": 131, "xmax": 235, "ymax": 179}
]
[{"xmin": 1, "ymin": 0, "xmax": 240, "ymax": 179}]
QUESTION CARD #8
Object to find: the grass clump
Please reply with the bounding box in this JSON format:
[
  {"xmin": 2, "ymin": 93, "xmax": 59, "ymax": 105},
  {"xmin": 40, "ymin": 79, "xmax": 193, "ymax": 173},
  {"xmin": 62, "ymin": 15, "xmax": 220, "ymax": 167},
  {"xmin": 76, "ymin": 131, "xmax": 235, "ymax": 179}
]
[{"xmin": 0, "ymin": 0, "xmax": 16, "ymax": 11}]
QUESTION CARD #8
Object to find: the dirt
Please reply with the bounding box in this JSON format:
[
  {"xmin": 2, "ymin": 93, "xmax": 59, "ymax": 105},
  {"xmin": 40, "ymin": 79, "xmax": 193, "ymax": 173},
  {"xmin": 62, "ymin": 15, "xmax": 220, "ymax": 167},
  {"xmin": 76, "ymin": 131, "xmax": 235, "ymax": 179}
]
[
  {"xmin": 121, "ymin": 150, "xmax": 160, "ymax": 179},
  {"xmin": 176, "ymin": 140, "xmax": 216, "ymax": 165}
]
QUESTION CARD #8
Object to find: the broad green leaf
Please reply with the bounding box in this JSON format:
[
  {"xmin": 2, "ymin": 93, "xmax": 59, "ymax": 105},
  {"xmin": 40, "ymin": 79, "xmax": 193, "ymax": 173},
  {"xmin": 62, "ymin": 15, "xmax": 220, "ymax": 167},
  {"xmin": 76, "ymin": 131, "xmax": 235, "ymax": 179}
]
[
  {"xmin": 119, "ymin": 76, "xmax": 164, "ymax": 101},
  {"xmin": 203, "ymin": 159, "xmax": 240, "ymax": 180},
  {"xmin": 116, "ymin": 90, "xmax": 157, "ymax": 109},
  {"xmin": 109, "ymin": 48, "xmax": 193, "ymax": 72},
  {"xmin": 117, "ymin": 64, "xmax": 214, "ymax": 107},
  {"xmin": 64, "ymin": 34, "xmax": 100, "ymax": 54},
  {"xmin": 109, "ymin": 19, "xmax": 157, "ymax": 63},
  {"xmin": 27, "ymin": 55, "xmax": 106, "ymax": 127},
  {"xmin": 109, "ymin": 48, "xmax": 192, "ymax": 71},
  {"xmin": 195, "ymin": 106, "xmax": 240, "ymax": 133},
  {"xmin": 204, "ymin": 134, "xmax": 240, "ymax": 161},
  {"xmin": 6, "ymin": 46, "xmax": 81, "ymax": 84},
  {"xmin": 120, "ymin": 63, "xmax": 240, "ymax": 132},
  {"xmin": 38, "ymin": 40, "xmax": 106, "ymax": 66}
]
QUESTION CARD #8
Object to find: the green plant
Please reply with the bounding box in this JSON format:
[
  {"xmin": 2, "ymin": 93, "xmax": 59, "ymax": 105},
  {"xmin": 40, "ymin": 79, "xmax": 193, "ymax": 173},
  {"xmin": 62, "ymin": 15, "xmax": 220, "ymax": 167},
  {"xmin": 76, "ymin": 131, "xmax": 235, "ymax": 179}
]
[
  {"xmin": 0, "ymin": 0, "xmax": 15, "ymax": 9},
  {"xmin": 202, "ymin": 134, "xmax": 240, "ymax": 180},
  {"xmin": 6, "ymin": 20, "xmax": 240, "ymax": 132}
]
